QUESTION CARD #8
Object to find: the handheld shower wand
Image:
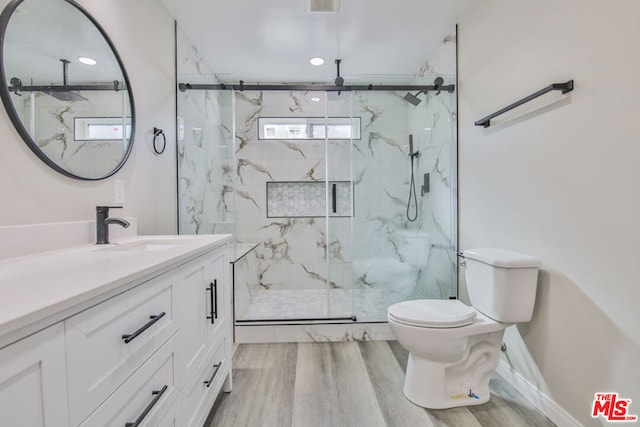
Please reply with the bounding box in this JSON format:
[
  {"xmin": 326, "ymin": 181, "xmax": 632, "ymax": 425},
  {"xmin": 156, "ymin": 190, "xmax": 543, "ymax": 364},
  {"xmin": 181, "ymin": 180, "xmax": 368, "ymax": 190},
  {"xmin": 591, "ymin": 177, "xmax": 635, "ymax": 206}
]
[
  {"xmin": 407, "ymin": 135, "xmax": 419, "ymax": 222},
  {"xmin": 409, "ymin": 136, "xmax": 419, "ymax": 159}
]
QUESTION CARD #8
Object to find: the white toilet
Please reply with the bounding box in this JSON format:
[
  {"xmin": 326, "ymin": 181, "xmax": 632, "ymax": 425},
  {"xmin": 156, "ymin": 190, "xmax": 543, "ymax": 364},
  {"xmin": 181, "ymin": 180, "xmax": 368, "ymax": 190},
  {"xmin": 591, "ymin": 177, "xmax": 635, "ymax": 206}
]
[{"xmin": 387, "ymin": 248, "xmax": 541, "ymax": 409}]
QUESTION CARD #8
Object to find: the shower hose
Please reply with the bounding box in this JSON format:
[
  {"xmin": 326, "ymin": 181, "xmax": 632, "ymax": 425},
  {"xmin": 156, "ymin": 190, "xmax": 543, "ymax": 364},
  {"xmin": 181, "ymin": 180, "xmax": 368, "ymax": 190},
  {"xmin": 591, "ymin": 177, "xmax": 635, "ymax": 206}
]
[{"xmin": 407, "ymin": 148, "xmax": 418, "ymax": 222}]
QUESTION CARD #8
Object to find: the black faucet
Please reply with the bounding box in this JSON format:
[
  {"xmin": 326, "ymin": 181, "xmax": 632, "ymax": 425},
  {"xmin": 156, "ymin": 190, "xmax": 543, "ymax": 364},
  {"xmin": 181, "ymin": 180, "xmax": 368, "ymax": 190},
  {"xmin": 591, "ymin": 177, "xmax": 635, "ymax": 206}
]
[{"xmin": 96, "ymin": 206, "xmax": 130, "ymax": 244}]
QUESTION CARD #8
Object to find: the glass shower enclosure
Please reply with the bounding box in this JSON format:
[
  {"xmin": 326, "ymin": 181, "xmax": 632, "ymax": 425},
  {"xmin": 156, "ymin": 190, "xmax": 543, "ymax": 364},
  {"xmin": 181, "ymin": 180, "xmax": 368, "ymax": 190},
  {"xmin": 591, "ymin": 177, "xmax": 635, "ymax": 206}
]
[{"xmin": 177, "ymin": 76, "xmax": 458, "ymax": 326}]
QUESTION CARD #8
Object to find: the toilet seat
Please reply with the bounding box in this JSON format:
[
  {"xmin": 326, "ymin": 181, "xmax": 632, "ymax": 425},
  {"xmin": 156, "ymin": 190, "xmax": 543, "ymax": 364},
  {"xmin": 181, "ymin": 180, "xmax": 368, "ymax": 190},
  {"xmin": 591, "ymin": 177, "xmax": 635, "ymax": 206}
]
[{"xmin": 388, "ymin": 299, "xmax": 476, "ymax": 328}]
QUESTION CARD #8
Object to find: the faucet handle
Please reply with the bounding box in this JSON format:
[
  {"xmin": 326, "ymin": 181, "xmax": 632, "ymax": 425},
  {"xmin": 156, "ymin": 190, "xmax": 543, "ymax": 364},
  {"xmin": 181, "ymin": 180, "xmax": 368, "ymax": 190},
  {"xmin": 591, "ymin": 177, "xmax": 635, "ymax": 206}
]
[{"xmin": 96, "ymin": 205, "xmax": 123, "ymax": 212}]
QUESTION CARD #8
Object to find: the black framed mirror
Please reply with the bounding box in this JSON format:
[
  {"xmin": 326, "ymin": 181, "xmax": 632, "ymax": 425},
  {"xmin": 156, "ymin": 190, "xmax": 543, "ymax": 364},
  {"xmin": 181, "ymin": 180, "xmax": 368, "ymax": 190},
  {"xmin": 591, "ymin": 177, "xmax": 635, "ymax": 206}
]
[{"xmin": 0, "ymin": 0, "xmax": 135, "ymax": 180}]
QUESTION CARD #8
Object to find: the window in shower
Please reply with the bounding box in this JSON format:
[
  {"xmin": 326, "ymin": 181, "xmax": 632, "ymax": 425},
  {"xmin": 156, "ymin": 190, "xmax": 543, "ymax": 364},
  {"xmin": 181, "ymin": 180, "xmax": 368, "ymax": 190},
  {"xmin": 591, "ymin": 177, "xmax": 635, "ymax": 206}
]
[{"xmin": 258, "ymin": 117, "xmax": 361, "ymax": 140}]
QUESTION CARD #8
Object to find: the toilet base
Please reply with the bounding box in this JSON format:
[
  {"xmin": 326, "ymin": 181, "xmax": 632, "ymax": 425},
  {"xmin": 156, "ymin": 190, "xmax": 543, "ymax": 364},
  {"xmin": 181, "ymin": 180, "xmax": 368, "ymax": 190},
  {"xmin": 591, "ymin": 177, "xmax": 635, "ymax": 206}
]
[{"xmin": 402, "ymin": 330, "xmax": 504, "ymax": 409}]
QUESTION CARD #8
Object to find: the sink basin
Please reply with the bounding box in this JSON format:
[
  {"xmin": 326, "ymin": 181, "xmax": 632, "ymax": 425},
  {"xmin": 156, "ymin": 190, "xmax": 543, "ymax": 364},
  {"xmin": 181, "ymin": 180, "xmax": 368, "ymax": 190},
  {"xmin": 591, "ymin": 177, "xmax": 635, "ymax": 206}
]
[{"xmin": 99, "ymin": 238, "xmax": 196, "ymax": 253}]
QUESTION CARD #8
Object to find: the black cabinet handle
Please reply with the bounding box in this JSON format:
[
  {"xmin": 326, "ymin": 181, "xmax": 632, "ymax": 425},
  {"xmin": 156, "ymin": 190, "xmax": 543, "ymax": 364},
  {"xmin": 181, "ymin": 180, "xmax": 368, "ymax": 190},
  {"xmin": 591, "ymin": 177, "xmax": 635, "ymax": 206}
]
[
  {"xmin": 331, "ymin": 183, "xmax": 337, "ymax": 213},
  {"xmin": 213, "ymin": 280, "xmax": 218, "ymax": 320},
  {"xmin": 122, "ymin": 312, "xmax": 166, "ymax": 344},
  {"xmin": 206, "ymin": 280, "xmax": 218, "ymax": 324},
  {"xmin": 204, "ymin": 362, "xmax": 222, "ymax": 388},
  {"xmin": 125, "ymin": 385, "xmax": 168, "ymax": 427}
]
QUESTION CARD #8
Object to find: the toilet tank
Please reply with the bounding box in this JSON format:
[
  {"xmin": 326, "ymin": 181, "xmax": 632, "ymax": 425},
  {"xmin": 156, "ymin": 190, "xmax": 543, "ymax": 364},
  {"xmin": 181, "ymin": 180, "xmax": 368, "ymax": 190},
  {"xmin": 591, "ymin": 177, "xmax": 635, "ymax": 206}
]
[
  {"xmin": 396, "ymin": 230, "xmax": 430, "ymax": 268},
  {"xmin": 463, "ymin": 248, "xmax": 541, "ymax": 323}
]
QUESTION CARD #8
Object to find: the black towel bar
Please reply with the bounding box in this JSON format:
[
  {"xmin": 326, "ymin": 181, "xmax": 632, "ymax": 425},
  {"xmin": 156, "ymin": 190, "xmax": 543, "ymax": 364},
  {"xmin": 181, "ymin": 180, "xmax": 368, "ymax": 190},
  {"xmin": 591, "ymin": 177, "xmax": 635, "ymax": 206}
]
[{"xmin": 474, "ymin": 80, "xmax": 574, "ymax": 128}]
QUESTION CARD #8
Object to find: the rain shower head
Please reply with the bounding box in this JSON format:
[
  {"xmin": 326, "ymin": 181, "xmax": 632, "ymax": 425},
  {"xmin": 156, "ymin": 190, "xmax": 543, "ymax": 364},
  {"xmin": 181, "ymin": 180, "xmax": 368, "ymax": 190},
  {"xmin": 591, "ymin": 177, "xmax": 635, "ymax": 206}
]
[
  {"xmin": 403, "ymin": 77, "xmax": 447, "ymax": 106},
  {"xmin": 44, "ymin": 59, "xmax": 87, "ymax": 102},
  {"xmin": 403, "ymin": 92, "xmax": 422, "ymax": 106},
  {"xmin": 44, "ymin": 90, "xmax": 88, "ymax": 102}
]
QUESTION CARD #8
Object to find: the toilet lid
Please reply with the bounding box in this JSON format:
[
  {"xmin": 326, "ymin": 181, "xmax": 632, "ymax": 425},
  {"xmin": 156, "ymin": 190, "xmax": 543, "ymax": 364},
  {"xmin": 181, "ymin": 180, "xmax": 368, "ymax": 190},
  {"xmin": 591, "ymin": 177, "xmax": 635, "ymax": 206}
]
[{"xmin": 388, "ymin": 299, "xmax": 476, "ymax": 328}]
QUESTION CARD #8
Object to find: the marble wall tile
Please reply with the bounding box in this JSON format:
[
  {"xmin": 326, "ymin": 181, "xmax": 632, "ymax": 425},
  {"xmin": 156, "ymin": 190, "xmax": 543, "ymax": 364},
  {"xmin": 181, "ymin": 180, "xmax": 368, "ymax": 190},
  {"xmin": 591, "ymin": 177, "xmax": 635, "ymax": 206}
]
[
  {"xmin": 234, "ymin": 323, "xmax": 394, "ymax": 344},
  {"xmin": 25, "ymin": 90, "xmax": 130, "ymax": 178},
  {"xmin": 407, "ymin": 75, "xmax": 457, "ymax": 299},
  {"xmin": 233, "ymin": 244, "xmax": 261, "ymax": 320},
  {"xmin": 176, "ymin": 26, "xmax": 235, "ymax": 238}
]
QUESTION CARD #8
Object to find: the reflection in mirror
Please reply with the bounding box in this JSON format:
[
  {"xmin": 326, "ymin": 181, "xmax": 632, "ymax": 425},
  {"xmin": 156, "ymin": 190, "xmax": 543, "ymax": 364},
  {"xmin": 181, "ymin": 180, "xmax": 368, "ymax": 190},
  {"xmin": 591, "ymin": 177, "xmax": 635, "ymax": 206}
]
[{"xmin": 0, "ymin": 0, "xmax": 135, "ymax": 180}]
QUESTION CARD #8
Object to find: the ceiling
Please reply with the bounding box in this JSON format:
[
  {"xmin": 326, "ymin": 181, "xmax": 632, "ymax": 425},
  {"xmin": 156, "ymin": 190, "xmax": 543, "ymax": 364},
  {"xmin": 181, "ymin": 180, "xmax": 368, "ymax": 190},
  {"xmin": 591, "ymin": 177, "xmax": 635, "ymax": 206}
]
[
  {"xmin": 5, "ymin": 0, "xmax": 124, "ymax": 84},
  {"xmin": 161, "ymin": 0, "xmax": 475, "ymax": 84}
]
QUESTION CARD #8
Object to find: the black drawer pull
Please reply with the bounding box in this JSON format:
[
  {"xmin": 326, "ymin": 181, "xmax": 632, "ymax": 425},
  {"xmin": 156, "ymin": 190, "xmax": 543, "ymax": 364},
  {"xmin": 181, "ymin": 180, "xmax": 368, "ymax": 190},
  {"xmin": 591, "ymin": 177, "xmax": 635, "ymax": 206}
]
[
  {"xmin": 125, "ymin": 384, "xmax": 168, "ymax": 427},
  {"xmin": 206, "ymin": 280, "xmax": 218, "ymax": 324},
  {"xmin": 204, "ymin": 362, "xmax": 222, "ymax": 388},
  {"xmin": 122, "ymin": 312, "xmax": 166, "ymax": 344}
]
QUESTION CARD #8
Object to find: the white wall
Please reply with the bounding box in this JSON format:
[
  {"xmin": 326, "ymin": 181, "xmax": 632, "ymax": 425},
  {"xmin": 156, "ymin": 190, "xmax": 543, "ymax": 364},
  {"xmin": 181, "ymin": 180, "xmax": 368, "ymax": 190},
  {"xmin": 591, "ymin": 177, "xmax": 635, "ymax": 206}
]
[
  {"xmin": 0, "ymin": 0, "xmax": 177, "ymax": 235},
  {"xmin": 458, "ymin": 1, "xmax": 640, "ymax": 425}
]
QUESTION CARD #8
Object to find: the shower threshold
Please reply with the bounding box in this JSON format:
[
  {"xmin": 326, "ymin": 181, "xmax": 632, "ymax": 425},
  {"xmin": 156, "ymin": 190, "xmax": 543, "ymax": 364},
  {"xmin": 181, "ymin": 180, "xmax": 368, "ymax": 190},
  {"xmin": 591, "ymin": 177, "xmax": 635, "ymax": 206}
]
[{"xmin": 236, "ymin": 315, "xmax": 358, "ymax": 326}]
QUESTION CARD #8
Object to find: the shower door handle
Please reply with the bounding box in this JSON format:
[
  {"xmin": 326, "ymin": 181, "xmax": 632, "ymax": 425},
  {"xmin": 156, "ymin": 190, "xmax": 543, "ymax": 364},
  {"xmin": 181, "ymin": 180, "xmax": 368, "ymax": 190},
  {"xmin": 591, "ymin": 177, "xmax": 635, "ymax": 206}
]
[{"xmin": 331, "ymin": 183, "xmax": 337, "ymax": 213}]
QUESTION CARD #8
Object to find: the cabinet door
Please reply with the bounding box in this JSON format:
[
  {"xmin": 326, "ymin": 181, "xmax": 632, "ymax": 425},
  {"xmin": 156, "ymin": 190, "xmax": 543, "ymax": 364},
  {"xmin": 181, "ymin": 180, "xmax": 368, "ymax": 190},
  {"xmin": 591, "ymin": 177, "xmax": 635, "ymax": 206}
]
[
  {"xmin": 0, "ymin": 324, "xmax": 68, "ymax": 426},
  {"xmin": 158, "ymin": 397, "xmax": 183, "ymax": 427},
  {"xmin": 204, "ymin": 247, "xmax": 228, "ymax": 345},
  {"xmin": 176, "ymin": 255, "xmax": 210, "ymax": 384},
  {"xmin": 177, "ymin": 247, "xmax": 229, "ymax": 384}
]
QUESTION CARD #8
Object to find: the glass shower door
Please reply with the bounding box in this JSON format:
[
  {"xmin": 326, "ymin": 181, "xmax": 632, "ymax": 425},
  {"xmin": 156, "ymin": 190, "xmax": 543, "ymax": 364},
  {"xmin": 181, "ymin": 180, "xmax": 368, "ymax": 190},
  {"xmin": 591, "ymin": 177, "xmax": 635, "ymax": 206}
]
[
  {"xmin": 324, "ymin": 90, "xmax": 355, "ymax": 320},
  {"xmin": 349, "ymin": 77, "xmax": 458, "ymax": 322}
]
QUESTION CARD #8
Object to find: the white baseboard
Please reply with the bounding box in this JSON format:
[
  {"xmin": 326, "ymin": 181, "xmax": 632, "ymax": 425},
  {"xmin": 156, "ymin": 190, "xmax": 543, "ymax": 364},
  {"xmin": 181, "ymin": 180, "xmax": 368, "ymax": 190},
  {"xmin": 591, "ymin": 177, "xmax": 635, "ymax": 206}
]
[{"xmin": 496, "ymin": 361, "xmax": 583, "ymax": 427}]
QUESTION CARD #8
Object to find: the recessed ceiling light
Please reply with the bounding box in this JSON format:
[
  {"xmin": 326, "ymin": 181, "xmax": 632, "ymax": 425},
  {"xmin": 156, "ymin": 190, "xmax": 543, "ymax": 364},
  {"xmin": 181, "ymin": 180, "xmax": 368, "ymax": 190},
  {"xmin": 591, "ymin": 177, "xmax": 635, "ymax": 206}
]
[
  {"xmin": 306, "ymin": 0, "xmax": 341, "ymax": 13},
  {"xmin": 78, "ymin": 56, "xmax": 97, "ymax": 66},
  {"xmin": 309, "ymin": 57, "xmax": 325, "ymax": 66},
  {"xmin": 310, "ymin": 96, "xmax": 321, "ymax": 102}
]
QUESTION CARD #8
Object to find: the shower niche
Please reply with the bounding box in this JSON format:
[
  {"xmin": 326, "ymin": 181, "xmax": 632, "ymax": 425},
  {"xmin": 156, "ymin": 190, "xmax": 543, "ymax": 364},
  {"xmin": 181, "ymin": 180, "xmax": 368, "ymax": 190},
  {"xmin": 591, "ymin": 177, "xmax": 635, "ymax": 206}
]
[{"xmin": 266, "ymin": 181, "xmax": 353, "ymax": 218}]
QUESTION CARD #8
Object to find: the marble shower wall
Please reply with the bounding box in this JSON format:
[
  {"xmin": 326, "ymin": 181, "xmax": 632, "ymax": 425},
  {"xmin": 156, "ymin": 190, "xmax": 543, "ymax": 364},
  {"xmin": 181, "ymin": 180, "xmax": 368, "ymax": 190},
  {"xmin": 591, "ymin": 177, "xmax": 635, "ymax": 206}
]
[
  {"xmin": 234, "ymin": 86, "xmax": 456, "ymax": 321},
  {"xmin": 349, "ymin": 83, "xmax": 456, "ymax": 318},
  {"xmin": 176, "ymin": 26, "xmax": 235, "ymax": 237},
  {"xmin": 408, "ymin": 79, "xmax": 457, "ymax": 299},
  {"xmin": 234, "ymin": 91, "xmax": 350, "ymax": 306},
  {"xmin": 412, "ymin": 32, "xmax": 458, "ymax": 299}
]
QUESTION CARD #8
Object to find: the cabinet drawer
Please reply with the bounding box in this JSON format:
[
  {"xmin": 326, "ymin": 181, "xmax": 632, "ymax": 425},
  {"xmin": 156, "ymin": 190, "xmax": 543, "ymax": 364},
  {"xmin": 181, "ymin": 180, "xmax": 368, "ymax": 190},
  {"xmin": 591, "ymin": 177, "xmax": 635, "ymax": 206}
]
[
  {"xmin": 79, "ymin": 334, "xmax": 180, "ymax": 427},
  {"xmin": 182, "ymin": 330, "xmax": 230, "ymax": 427},
  {"xmin": 66, "ymin": 273, "xmax": 179, "ymax": 425}
]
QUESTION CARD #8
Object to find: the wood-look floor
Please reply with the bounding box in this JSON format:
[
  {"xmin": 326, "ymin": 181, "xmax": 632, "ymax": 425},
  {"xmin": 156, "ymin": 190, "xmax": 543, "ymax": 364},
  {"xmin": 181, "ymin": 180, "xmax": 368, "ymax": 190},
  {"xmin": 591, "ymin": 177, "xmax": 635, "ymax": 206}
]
[{"xmin": 205, "ymin": 341, "xmax": 556, "ymax": 427}]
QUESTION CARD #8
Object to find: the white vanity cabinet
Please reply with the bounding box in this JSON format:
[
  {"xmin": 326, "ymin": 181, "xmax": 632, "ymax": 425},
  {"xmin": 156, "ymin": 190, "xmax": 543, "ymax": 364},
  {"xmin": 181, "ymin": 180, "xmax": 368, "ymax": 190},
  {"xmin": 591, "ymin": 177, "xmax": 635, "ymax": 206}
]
[
  {"xmin": 0, "ymin": 235, "xmax": 232, "ymax": 427},
  {"xmin": 178, "ymin": 247, "xmax": 232, "ymax": 427},
  {"xmin": 65, "ymin": 271, "xmax": 180, "ymax": 425},
  {"xmin": 0, "ymin": 323, "xmax": 69, "ymax": 426}
]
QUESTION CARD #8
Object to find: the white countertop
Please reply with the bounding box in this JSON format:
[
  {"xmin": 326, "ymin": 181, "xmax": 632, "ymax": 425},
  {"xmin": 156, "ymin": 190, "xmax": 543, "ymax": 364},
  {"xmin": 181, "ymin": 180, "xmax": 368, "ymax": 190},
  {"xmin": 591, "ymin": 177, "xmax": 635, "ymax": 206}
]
[{"xmin": 0, "ymin": 234, "xmax": 231, "ymax": 346}]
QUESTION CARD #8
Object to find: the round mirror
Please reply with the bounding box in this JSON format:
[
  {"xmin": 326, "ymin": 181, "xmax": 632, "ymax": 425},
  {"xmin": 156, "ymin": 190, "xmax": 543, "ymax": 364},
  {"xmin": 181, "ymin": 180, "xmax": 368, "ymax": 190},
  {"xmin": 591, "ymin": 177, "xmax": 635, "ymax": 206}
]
[{"xmin": 0, "ymin": 0, "xmax": 135, "ymax": 180}]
